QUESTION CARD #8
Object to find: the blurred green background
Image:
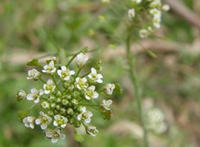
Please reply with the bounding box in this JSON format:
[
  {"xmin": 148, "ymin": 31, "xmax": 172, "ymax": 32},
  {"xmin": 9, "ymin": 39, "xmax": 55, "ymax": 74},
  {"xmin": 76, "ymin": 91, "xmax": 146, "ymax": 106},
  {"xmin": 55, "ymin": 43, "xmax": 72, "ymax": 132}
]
[{"xmin": 1, "ymin": 0, "xmax": 200, "ymax": 146}]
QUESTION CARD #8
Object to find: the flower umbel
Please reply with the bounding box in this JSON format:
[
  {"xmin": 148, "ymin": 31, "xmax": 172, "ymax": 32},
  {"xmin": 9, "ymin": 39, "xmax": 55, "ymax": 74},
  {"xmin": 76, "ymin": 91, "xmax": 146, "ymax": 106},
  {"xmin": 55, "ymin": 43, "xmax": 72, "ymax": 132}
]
[
  {"xmin": 17, "ymin": 52, "xmax": 117, "ymax": 143},
  {"xmin": 128, "ymin": 0, "xmax": 170, "ymax": 38}
]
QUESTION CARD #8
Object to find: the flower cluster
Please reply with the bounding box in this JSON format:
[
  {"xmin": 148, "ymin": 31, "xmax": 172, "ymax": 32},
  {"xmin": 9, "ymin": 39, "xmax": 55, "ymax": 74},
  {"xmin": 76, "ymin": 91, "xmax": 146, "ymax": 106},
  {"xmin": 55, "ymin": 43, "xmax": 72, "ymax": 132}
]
[
  {"xmin": 144, "ymin": 107, "xmax": 167, "ymax": 134},
  {"xmin": 17, "ymin": 51, "xmax": 116, "ymax": 143},
  {"xmin": 128, "ymin": 0, "xmax": 170, "ymax": 38}
]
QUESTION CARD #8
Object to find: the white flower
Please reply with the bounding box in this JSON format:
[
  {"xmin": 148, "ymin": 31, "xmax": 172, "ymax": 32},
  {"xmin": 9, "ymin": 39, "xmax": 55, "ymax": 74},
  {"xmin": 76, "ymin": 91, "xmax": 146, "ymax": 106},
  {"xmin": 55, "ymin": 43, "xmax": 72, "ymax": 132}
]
[
  {"xmin": 75, "ymin": 53, "xmax": 89, "ymax": 66},
  {"xmin": 57, "ymin": 66, "xmax": 75, "ymax": 81},
  {"xmin": 43, "ymin": 79, "xmax": 56, "ymax": 94},
  {"xmin": 45, "ymin": 128, "xmax": 65, "ymax": 143},
  {"xmin": 153, "ymin": 19, "xmax": 161, "ymax": 29},
  {"xmin": 147, "ymin": 26, "xmax": 153, "ymax": 32},
  {"xmin": 162, "ymin": 4, "xmax": 170, "ymax": 11},
  {"xmin": 42, "ymin": 61, "xmax": 56, "ymax": 74},
  {"xmin": 27, "ymin": 88, "xmax": 43, "ymax": 103},
  {"xmin": 84, "ymin": 86, "xmax": 99, "ymax": 100},
  {"xmin": 35, "ymin": 112, "xmax": 52, "ymax": 130},
  {"xmin": 101, "ymin": 99, "xmax": 112, "ymax": 110},
  {"xmin": 105, "ymin": 83, "xmax": 115, "ymax": 95},
  {"xmin": 145, "ymin": 107, "xmax": 167, "ymax": 134},
  {"xmin": 23, "ymin": 116, "xmax": 35, "ymax": 129},
  {"xmin": 77, "ymin": 107, "xmax": 93, "ymax": 124},
  {"xmin": 17, "ymin": 90, "xmax": 26, "ymax": 101},
  {"xmin": 128, "ymin": 8, "xmax": 135, "ymax": 20},
  {"xmin": 87, "ymin": 126, "xmax": 99, "ymax": 136},
  {"xmin": 150, "ymin": 0, "xmax": 161, "ymax": 7},
  {"xmin": 150, "ymin": 8, "xmax": 161, "ymax": 18},
  {"xmin": 41, "ymin": 101, "xmax": 50, "ymax": 109},
  {"xmin": 101, "ymin": 0, "xmax": 110, "ymax": 4},
  {"xmin": 132, "ymin": 0, "xmax": 142, "ymax": 3},
  {"xmin": 45, "ymin": 57, "xmax": 57, "ymax": 63},
  {"xmin": 75, "ymin": 77, "xmax": 88, "ymax": 90},
  {"xmin": 53, "ymin": 115, "xmax": 68, "ymax": 128},
  {"xmin": 139, "ymin": 29, "xmax": 149, "ymax": 38},
  {"xmin": 88, "ymin": 68, "xmax": 103, "ymax": 83},
  {"xmin": 27, "ymin": 69, "xmax": 40, "ymax": 80}
]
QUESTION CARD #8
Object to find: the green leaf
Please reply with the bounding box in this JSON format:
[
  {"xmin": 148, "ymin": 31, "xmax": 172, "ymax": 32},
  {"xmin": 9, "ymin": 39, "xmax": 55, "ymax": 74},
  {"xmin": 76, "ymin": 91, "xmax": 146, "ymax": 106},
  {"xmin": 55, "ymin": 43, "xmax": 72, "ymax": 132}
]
[
  {"xmin": 26, "ymin": 59, "xmax": 40, "ymax": 67},
  {"xmin": 114, "ymin": 83, "xmax": 123, "ymax": 96},
  {"xmin": 146, "ymin": 50, "xmax": 157, "ymax": 58},
  {"xmin": 18, "ymin": 111, "xmax": 28, "ymax": 121},
  {"xmin": 74, "ymin": 133, "xmax": 84, "ymax": 142},
  {"xmin": 100, "ymin": 106, "xmax": 111, "ymax": 120}
]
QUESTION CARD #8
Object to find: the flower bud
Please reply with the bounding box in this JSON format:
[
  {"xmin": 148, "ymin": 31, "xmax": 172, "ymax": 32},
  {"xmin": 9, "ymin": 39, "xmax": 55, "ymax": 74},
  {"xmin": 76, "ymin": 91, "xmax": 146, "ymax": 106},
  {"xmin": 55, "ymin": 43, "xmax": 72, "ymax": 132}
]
[
  {"xmin": 75, "ymin": 53, "xmax": 89, "ymax": 66},
  {"xmin": 51, "ymin": 103, "xmax": 56, "ymax": 108},
  {"xmin": 67, "ymin": 108, "xmax": 74, "ymax": 115},
  {"xmin": 72, "ymin": 99, "xmax": 78, "ymax": 105},
  {"xmin": 56, "ymin": 105, "xmax": 61, "ymax": 110},
  {"xmin": 60, "ymin": 108, "xmax": 66, "ymax": 115},
  {"xmin": 62, "ymin": 99, "xmax": 69, "ymax": 106},
  {"xmin": 56, "ymin": 91, "xmax": 62, "ymax": 97},
  {"xmin": 73, "ymin": 91, "xmax": 80, "ymax": 98},
  {"xmin": 56, "ymin": 98, "xmax": 61, "ymax": 103},
  {"xmin": 41, "ymin": 101, "xmax": 50, "ymax": 109},
  {"xmin": 47, "ymin": 110, "xmax": 54, "ymax": 116},
  {"xmin": 162, "ymin": 4, "xmax": 170, "ymax": 12},
  {"xmin": 49, "ymin": 96, "xmax": 56, "ymax": 101}
]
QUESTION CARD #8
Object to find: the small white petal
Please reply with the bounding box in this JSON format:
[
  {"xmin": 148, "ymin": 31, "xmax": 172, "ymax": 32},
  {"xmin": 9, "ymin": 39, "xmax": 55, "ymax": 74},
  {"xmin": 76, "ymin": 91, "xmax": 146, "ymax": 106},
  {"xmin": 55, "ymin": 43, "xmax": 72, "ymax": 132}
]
[
  {"xmin": 35, "ymin": 119, "xmax": 41, "ymax": 125},
  {"xmin": 51, "ymin": 138, "xmax": 58, "ymax": 143},
  {"xmin": 27, "ymin": 94, "xmax": 33, "ymax": 100},
  {"xmin": 34, "ymin": 98, "xmax": 40, "ymax": 103},
  {"xmin": 41, "ymin": 124, "xmax": 47, "ymax": 130}
]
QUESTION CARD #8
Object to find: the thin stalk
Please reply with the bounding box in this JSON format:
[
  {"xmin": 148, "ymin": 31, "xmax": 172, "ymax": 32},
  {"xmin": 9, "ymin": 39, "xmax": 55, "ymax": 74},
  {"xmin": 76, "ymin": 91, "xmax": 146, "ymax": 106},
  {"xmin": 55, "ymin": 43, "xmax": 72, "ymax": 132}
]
[
  {"xmin": 51, "ymin": 75, "xmax": 62, "ymax": 92},
  {"xmin": 125, "ymin": 28, "xmax": 149, "ymax": 147},
  {"xmin": 66, "ymin": 47, "xmax": 88, "ymax": 67}
]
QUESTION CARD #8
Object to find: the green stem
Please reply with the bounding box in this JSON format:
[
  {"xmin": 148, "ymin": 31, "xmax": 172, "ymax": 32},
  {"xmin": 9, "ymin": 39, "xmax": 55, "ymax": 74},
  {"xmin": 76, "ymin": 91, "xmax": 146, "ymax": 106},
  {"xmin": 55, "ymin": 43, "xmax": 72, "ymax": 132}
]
[
  {"xmin": 39, "ymin": 77, "xmax": 46, "ymax": 84},
  {"xmin": 51, "ymin": 75, "xmax": 62, "ymax": 92},
  {"xmin": 81, "ymin": 72, "xmax": 90, "ymax": 78},
  {"xmin": 75, "ymin": 67, "xmax": 82, "ymax": 77},
  {"xmin": 66, "ymin": 47, "xmax": 88, "ymax": 67},
  {"xmin": 125, "ymin": 28, "xmax": 149, "ymax": 147}
]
